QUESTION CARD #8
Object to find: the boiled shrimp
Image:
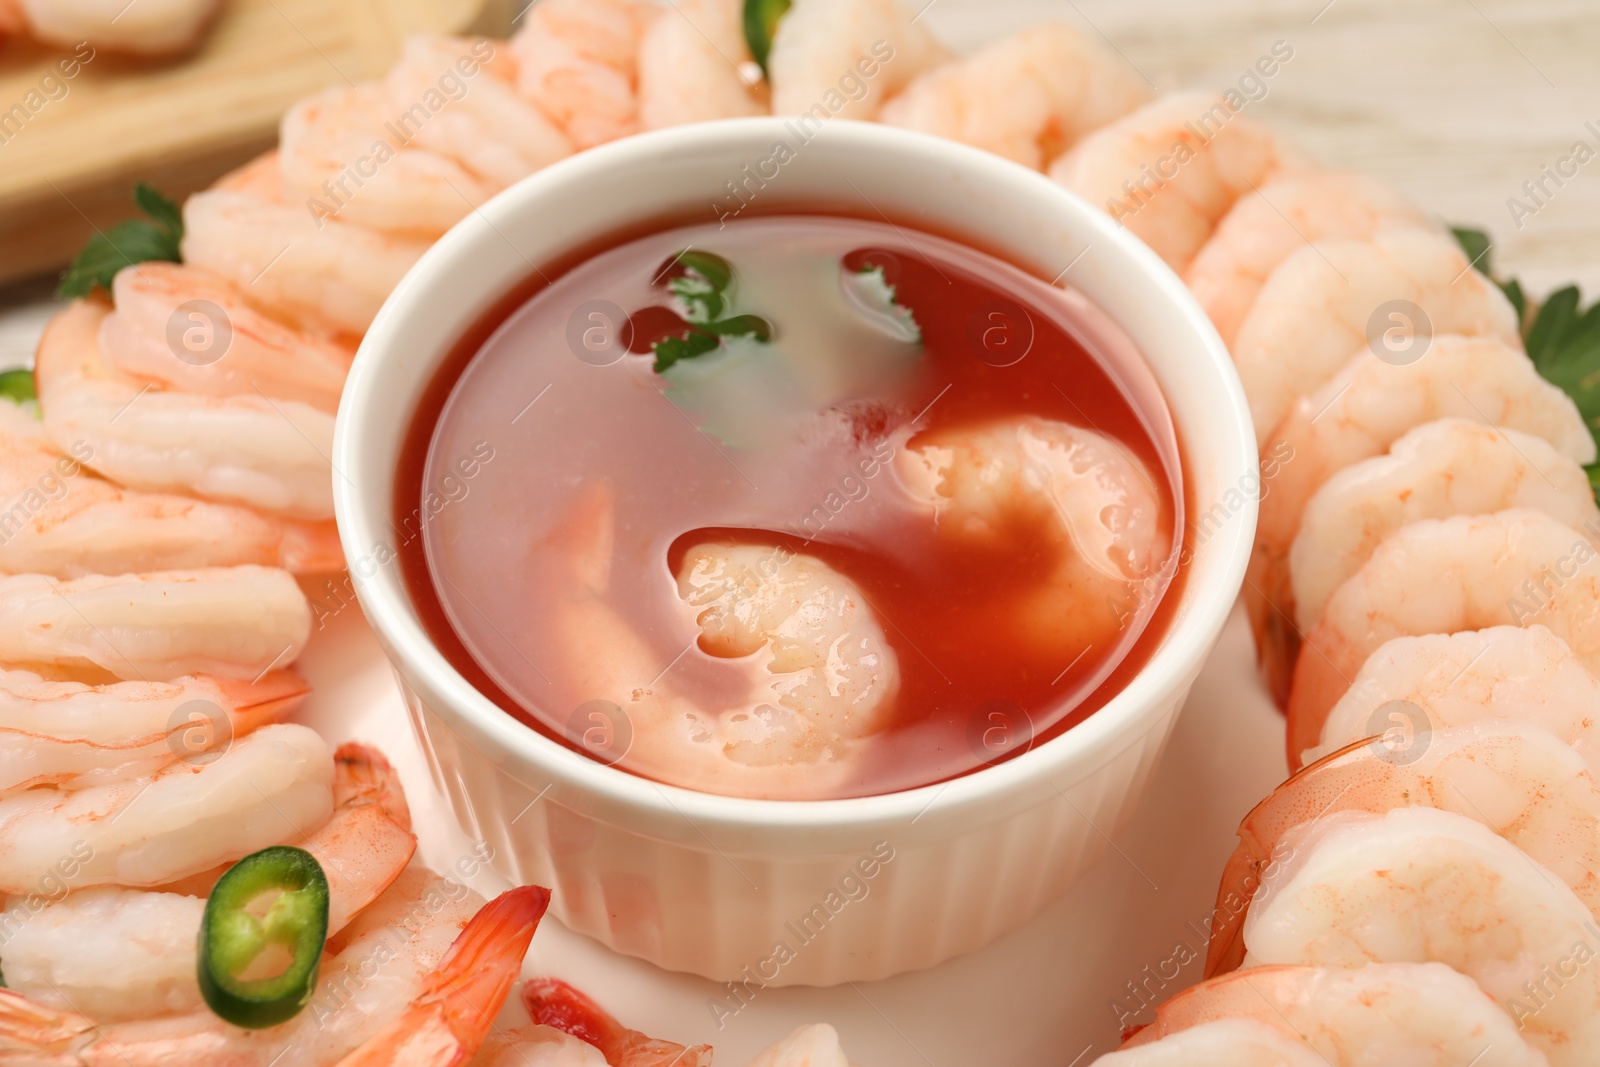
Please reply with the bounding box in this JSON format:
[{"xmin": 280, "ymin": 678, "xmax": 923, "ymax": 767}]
[
  {"xmin": 101, "ymin": 262, "xmax": 353, "ymax": 412},
  {"xmin": 0, "ymin": 863, "xmax": 489, "ymax": 1065},
  {"xmin": 36, "ymin": 300, "xmax": 336, "ymax": 520},
  {"xmin": 510, "ymin": 0, "xmax": 663, "ymax": 150},
  {"xmin": 279, "ymin": 83, "xmax": 490, "ymax": 239},
  {"xmin": 1095, "ymin": 1019, "xmax": 1329, "ymax": 1067},
  {"xmin": 1310, "ymin": 625, "xmax": 1600, "ymax": 771},
  {"xmin": 1287, "ymin": 509, "xmax": 1600, "ymax": 759},
  {"xmin": 0, "ymin": 723, "xmax": 331, "ymax": 896},
  {"xmin": 547, "ymin": 487, "xmax": 899, "ymax": 798},
  {"xmin": 521, "ymin": 977, "xmax": 713, "ymax": 1066},
  {"xmin": 877, "ymin": 21, "xmax": 1151, "ymax": 171},
  {"xmin": 895, "ymin": 415, "xmax": 1173, "ymax": 658},
  {"xmin": 1246, "ymin": 333, "xmax": 1592, "ymax": 704},
  {"xmin": 0, "ymin": 566, "xmax": 310, "ymax": 681},
  {"xmin": 1290, "ymin": 418, "xmax": 1597, "ymax": 634},
  {"xmin": 1231, "ymin": 229, "xmax": 1522, "ymax": 446},
  {"xmin": 330, "ymin": 884, "xmax": 552, "ymax": 1066},
  {"xmin": 181, "ymin": 154, "xmax": 430, "ymax": 336},
  {"xmin": 0, "ymin": 399, "xmax": 342, "ymax": 575},
  {"xmin": 1242, "ymin": 806, "xmax": 1600, "ymax": 1066},
  {"xmin": 472, "ymin": 1026, "xmax": 610, "ymax": 1066},
  {"xmin": 1208, "ymin": 719, "xmax": 1600, "ymax": 976},
  {"xmin": 0, "ymin": 742, "xmax": 415, "ymax": 1021},
  {"xmin": 767, "ymin": 0, "xmax": 952, "ymax": 121},
  {"xmin": 637, "ymin": 0, "xmax": 767, "ymax": 131},
  {"xmin": 15, "ymin": 0, "xmax": 218, "ymax": 54},
  {"xmin": 1116, "ymin": 962, "xmax": 1548, "ymax": 1067},
  {"xmin": 0, "ymin": 666, "xmax": 307, "ymax": 794},
  {"xmin": 1183, "ymin": 172, "xmax": 1437, "ymax": 348},
  {"xmin": 386, "ymin": 35, "xmax": 573, "ymax": 189},
  {"xmin": 1048, "ymin": 92, "xmax": 1301, "ymax": 273}
]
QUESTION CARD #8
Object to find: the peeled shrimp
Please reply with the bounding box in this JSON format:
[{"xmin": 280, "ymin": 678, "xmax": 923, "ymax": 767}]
[
  {"xmin": 877, "ymin": 22, "xmax": 1151, "ymax": 171},
  {"xmin": 1242, "ymin": 806, "xmax": 1600, "ymax": 1066},
  {"xmin": 0, "ymin": 566, "xmax": 310, "ymax": 681},
  {"xmin": 521, "ymin": 978, "xmax": 713, "ymax": 1067},
  {"xmin": 15, "ymin": 0, "xmax": 218, "ymax": 54},
  {"xmin": 896, "ymin": 415, "xmax": 1173, "ymax": 657},
  {"xmin": 0, "ymin": 667, "xmax": 307, "ymax": 794},
  {"xmin": 1291, "ymin": 418, "xmax": 1598, "ymax": 632},
  {"xmin": 1048, "ymin": 92, "xmax": 1300, "ymax": 273},
  {"xmin": 1183, "ymin": 172, "xmax": 1437, "ymax": 348},
  {"xmin": 472, "ymin": 1026, "xmax": 609, "ymax": 1067},
  {"xmin": 36, "ymin": 300, "xmax": 336, "ymax": 520},
  {"xmin": 1094, "ymin": 1019, "xmax": 1329, "ymax": 1067},
  {"xmin": 384, "ymin": 35, "xmax": 573, "ymax": 190},
  {"xmin": 637, "ymin": 0, "xmax": 767, "ymax": 131},
  {"xmin": 0, "ymin": 399, "xmax": 341, "ymax": 576},
  {"xmin": 767, "ymin": 0, "xmax": 952, "ymax": 121},
  {"xmin": 1116, "ymin": 962, "xmax": 1548, "ymax": 1067},
  {"xmin": 1310, "ymin": 625, "xmax": 1600, "ymax": 771},
  {"xmin": 0, "ymin": 742, "xmax": 414, "ymax": 1021},
  {"xmin": 0, "ymin": 863, "xmax": 490, "ymax": 1065},
  {"xmin": 0, "ymin": 723, "xmax": 330, "ymax": 895},
  {"xmin": 1287, "ymin": 509, "xmax": 1600, "ymax": 757},
  {"xmin": 280, "ymin": 83, "xmax": 488, "ymax": 239},
  {"xmin": 332, "ymin": 884, "xmax": 552, "ymax": 1066},
  {"xmin": 1208, "ymin": 719, "xmax": 1600, "ymax": 976},
  {"xmin": 101, "ymin": 262, "xmax": 353, "ymax": 412},
  {"xmin": 1246, "ymin": 333, "xmax": 1592, "ymax": 703},
  {"xmin": 181, "ymin": 153, "xmax": 430, "ymax": 336},
  {"xmin": 1232, "ymin": 229, "xmax": 1522, "ymax": 445},
  {"xmin": 510, "ymin": 0, "xmax": 663, "ymax": 150}
]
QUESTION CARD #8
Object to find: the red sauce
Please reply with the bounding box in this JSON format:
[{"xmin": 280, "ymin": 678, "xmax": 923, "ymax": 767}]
[{"xmin": 394, "ymin": 212, "xmax": 1186, "ymax": 799}]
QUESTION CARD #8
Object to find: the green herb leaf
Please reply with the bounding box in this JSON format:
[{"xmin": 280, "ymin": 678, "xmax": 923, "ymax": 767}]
[
  {"xmin": 57, "ymin": 183, "xmax": 183, "ymax": 300},
  {"xmin": 652, "ymin": 329, "xmax": 721, "ymax": 373},
  {"xmin": 701, "ymin": 313, "xmax": 773, "ymax": 341},
  {"xmin": 669, "ymin": 273, "xmax": 724, "ymax": 324},
  {"xmin": 0, "ymin": 369, "xmax": 36, "ymax": 408},
  {"xmin": 1450, "ymin": 224, "xmax": 1600, "ymax": 498},
  {"xmin": 742, "ymin": 0, "xmax": 792, "ymax": 77},
  {"xmin": 676, "ymin": 250, "xmax": 733, "ymax": 292}
]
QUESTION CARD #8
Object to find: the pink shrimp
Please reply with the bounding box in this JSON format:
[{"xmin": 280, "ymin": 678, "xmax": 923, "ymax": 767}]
[
  {"xmin": 522, "ymin": 977, "xmax": 713, "ymax": 1066},
  {"xmin": 333, "ymin": 885, "xmax": 554, "ymax": 1067}
]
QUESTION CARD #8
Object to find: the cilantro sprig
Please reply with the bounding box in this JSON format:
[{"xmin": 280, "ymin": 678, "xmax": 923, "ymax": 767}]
[
  {"xmin": 0, "ymin": 370, "xmax": 37, "ymax": 410},
  {"xmin": 652, "ymin": 250, "xmax": 773, "ymax": 374},
  {"xmin": 1454, "ymin": 226, "xmax": 1600, "ymax": 494},
  {"xmin": 57, "ymin": 184, "xmax": 184, "ymax": 299}
]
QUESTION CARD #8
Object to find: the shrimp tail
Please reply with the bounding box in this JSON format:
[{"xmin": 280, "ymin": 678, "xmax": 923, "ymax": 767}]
[
  {"xmin": 0, "ymin": 988, "xmax": 94, "ymax": 1059},
  {"xmin": 208, "ymin": 669, "xmax": 313, "ymax": 725},
  {"xmin": 333, "ymin": 885, "xmax": 553, "ymax": 1067},
  {"xmin": 332, "ymin": 742, "xmax": 413, "ymax": 831},
  {"xmin": 279, "ymin": 520, "xmax": 347, "ymax": 573},
  {"xmin": 521, "ymin": 977, "xmax": 714, "ymax": 1067}
]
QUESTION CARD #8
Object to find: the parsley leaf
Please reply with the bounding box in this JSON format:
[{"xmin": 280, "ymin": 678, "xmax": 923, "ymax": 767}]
[
  {"xmin": 742, "ymin": 0, "xmax": 792, "ymax": 77},
  {"xmin": 57, "ymin": 183, "xmax": 184, "ymax": 299},
  {"xmin": 0, "ymin": 370, "xmax": 37, "ymax": 410},
  {"xmin": 1452, "ymin": 225, "xmax": 1600, "ymax": 494},
  {"xmin": 652, "ymin": 330, "xmax": 721, "ymax": 373}
]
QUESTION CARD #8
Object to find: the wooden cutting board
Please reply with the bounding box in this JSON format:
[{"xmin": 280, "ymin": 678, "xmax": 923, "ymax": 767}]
[{"xmin": 0, "ymin": 0, "xmax": 514, "ymax": 287}]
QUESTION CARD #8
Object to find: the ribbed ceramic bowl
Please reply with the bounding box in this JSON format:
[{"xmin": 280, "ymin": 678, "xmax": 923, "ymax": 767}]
[{"xmin": 335, "ymin": 118, "xmax": 1256, "ymax": 986}]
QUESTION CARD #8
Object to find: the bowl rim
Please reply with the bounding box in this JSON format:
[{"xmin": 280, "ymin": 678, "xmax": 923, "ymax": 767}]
[{"xmin": 334, "ymin": 117, "xmax": 1257, "ymax": 838}]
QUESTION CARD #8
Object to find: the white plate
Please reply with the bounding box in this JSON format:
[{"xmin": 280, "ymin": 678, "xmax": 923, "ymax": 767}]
[{"xmin": 297, "ymin": 592, "xmax": 1286, "ymax": 1066}]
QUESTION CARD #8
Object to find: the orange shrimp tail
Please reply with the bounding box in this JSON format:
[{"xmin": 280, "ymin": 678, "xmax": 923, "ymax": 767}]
[
  {"xmin": 522, "ymin": 978, "xmax": 713, "ymax": 1067},
  {"xmin": 0, "ymin": 988, "xmax": 95, "ymax": 1057},
  {"xmin": 209, "ymin": 669, "xmax": 312, "ymax": 724},
  {"xmin": 332, "ymin": 741, "xmax": 412, "ymax": 830},
  {"xmin": 333, "ymin": 885, "xmax": 552, "ymax": 1067},
  {"xmin": 280, "ymin": 520, "xmax": 346, "ymax": 573}
]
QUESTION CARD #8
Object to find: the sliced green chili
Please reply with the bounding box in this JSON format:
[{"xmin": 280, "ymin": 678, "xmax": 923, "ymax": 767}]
[
  {"xmin": 742, "ymin": 0, "xmax": 792, "ymax": 77},
  {"xmin": 197, "ymin": 845, "xmax": 329, "ymax": 1029}
]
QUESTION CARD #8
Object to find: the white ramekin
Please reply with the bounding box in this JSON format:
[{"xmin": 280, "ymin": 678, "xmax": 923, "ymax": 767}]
[{"xmin": 335, "ymin": 118, "xmax": 1256, "ymax": 986}]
